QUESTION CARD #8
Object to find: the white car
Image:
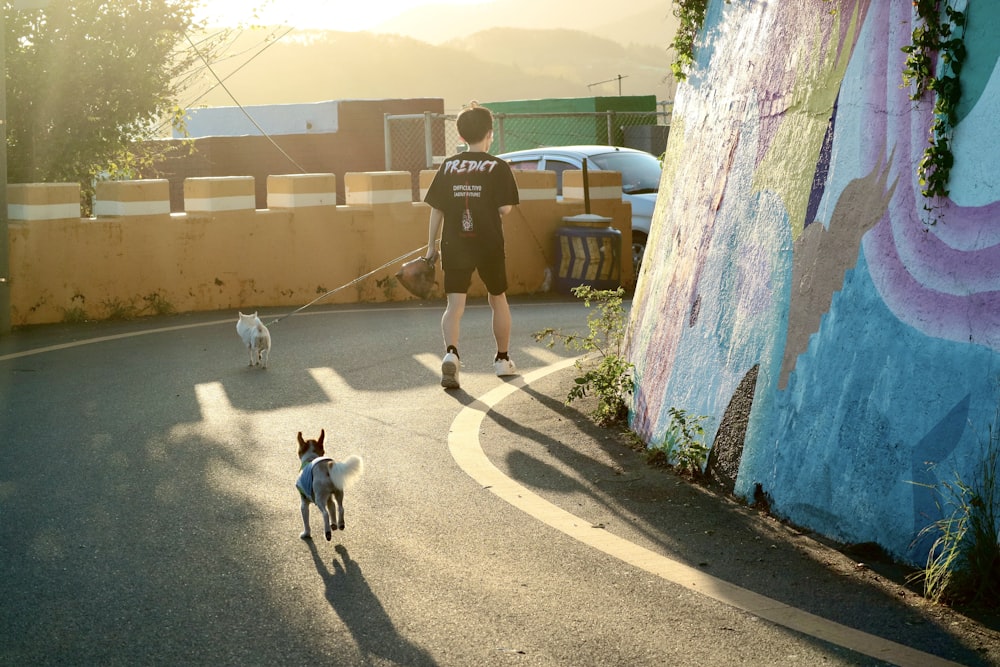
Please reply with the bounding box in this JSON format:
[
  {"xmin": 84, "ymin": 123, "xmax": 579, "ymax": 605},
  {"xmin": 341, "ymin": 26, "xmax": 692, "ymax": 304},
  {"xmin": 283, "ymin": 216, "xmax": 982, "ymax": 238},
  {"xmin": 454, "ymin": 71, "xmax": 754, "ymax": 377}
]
[{"xmin": 498, "ymin": 145, "xmax": 661, "ymax": 269}]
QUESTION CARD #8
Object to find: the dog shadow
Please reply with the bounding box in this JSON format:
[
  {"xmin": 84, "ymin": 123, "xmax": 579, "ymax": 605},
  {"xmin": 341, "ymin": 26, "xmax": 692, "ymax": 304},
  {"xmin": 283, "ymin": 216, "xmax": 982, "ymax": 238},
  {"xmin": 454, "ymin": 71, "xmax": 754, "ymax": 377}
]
[{"xmin": 307, "ymin": 542, "xmax": 437, "ymax": 666}]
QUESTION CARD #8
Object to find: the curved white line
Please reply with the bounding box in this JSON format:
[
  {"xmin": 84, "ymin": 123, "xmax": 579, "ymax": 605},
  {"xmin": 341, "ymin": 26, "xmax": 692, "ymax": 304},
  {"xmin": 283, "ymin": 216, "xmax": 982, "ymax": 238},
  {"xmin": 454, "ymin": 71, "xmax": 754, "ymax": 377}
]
[{"xmin": 448, "ymin": 360, "xmax": 960, "ymax": 667}]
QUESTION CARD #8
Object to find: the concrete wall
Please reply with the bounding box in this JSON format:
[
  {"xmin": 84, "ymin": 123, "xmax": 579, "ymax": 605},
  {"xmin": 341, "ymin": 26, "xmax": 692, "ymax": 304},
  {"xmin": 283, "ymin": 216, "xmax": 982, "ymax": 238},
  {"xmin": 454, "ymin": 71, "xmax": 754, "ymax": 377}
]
[
  {"xmin": 629, "ymin": 0, "xmax": 1000, "ymax": 565},
  {"xmin": 6, "ymin": 171, "xmax": 632, "ymax": 327}
]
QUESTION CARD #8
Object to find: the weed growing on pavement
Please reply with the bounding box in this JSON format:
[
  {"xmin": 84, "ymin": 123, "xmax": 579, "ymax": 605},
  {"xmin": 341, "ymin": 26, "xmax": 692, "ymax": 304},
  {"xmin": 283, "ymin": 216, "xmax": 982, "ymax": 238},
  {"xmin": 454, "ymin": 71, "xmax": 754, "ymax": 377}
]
[
  {"xmin": 910, "ymin": 409, "xmax": 1000, "ymax": 608},
  {"xmin": 647, "ymin": 407, "xmax": 711, "ymax": 477},
  {"xmin": 102, "ymin": 297, "xmax": 139, "ymax": 320},
  {"xmin": 533, "ymin": 286, "xmax": 634, "ymax": 426},
  {"xmin": 60, "ymin": 293, "xmax": 88, "ymax": 323},
  {"xmin": 142, "ymin": 291, "xmax": 175, "ymax": 316},
  {"xmin": 61, "ymin": 306, "xmax": 88, "ymax": 323},
  {"xmin": 375, "ymin": 275, "xmax": 398, "ymax": 300}
]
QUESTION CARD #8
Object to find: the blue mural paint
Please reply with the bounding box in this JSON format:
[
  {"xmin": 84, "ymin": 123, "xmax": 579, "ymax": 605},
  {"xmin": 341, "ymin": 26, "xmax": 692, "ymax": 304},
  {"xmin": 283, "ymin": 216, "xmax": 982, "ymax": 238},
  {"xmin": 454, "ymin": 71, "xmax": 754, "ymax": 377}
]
[{"xmin": 740, "ymin": 252, "xmax": 997, "ymax": 561}]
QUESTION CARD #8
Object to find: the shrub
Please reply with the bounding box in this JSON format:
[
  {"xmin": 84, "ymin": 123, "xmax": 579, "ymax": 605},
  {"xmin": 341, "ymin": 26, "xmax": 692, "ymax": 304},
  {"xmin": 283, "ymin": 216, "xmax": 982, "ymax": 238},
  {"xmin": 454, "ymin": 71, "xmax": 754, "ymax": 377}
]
[{"xmin": 534, "ymin": 286, "xmax": 634, "ymax": 426}]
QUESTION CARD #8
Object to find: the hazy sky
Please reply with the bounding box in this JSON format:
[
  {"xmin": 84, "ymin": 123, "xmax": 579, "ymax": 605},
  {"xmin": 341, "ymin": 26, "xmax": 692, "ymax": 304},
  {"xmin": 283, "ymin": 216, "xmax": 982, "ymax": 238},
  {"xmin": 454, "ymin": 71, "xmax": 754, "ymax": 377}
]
[{"xmin": 197, "ymin": 0, "xmax": 491, "ymax": 31}]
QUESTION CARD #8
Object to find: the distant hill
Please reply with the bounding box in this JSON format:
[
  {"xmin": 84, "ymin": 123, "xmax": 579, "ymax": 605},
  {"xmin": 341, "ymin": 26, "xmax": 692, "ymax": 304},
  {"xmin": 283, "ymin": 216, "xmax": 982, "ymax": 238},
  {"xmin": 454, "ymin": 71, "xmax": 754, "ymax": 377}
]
[
  {"xmin": 184, "ymin": 24, "xmax": 677, "ymax": 113},
  {"xmin": 444, "ymin": 28, "xmax": 674, "ymax": 99},
  {"xmin": 374, "ymin": 0, "xmax": 677, "ymax": 48}
]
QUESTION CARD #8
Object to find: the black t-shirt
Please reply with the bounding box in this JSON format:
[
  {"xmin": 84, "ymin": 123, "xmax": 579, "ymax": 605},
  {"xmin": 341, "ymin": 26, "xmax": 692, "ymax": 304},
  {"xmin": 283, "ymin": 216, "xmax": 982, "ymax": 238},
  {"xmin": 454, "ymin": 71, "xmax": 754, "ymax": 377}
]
[{"xmin": 424, "ymin": 151, "xmax": 519, "ymax": 269}]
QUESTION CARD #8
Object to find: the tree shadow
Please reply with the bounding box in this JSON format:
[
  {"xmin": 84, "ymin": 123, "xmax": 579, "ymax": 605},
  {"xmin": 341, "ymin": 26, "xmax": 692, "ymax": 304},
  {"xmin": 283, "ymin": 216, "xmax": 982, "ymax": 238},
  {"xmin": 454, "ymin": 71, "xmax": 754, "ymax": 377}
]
[{"xmin": 306, "ymin": 542, "xmax": 437, "ymax": 666}]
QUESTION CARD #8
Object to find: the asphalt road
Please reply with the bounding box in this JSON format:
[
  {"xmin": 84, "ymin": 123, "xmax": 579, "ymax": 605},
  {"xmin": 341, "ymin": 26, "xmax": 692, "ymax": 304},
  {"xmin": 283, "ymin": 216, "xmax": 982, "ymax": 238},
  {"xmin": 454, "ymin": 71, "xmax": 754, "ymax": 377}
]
[{"xmin": 0, "ymin": 298, "xmax": 993, "ymax": 666}]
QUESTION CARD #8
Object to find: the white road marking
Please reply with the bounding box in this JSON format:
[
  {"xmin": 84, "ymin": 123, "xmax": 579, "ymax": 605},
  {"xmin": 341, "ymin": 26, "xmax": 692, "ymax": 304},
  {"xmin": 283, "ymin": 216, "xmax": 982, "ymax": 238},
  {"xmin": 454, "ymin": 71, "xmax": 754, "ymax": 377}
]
[{"xmin": 448, "ymin": 359, "xmax": 962, "ymax": 667}]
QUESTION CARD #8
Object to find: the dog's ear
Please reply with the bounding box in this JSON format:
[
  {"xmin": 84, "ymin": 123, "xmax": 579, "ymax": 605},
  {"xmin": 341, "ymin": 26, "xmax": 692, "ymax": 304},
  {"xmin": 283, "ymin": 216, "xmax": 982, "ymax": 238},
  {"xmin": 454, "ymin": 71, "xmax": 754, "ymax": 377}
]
[
  {"xmin": 317, "ymin": 429, "xmax": 325, "ymax": 452},
  {"xmin": 297, "ymin": 431, "xmax": 307, "ymax": 454}
]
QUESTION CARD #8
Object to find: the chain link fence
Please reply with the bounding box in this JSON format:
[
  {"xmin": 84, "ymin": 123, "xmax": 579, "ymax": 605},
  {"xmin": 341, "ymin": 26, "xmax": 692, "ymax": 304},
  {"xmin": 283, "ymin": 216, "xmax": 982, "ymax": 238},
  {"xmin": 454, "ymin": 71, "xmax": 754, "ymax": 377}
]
[{"xmin": 383, "ymin": 110, "xmax": 672, "ymax": 172}]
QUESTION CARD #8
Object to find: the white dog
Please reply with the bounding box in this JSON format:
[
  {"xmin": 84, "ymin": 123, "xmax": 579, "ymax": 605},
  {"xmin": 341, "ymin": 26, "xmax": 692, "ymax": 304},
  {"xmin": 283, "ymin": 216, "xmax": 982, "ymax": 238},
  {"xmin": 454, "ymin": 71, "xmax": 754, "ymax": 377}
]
[
  {"xmin": 236, "ymin": 311, "xmax": 271, "ymax": 368},
  {"xmin": 296, "ymin": 430, "xmax": 364, "ymax": 541}
]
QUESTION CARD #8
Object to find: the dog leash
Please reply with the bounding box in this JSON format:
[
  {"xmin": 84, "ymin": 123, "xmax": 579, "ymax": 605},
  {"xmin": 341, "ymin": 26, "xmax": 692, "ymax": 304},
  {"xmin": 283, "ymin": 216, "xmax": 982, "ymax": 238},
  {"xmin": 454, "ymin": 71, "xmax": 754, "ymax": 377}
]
[{"xmin": 263, "ymin": 245, "xmax": 428, "ymax": 327}]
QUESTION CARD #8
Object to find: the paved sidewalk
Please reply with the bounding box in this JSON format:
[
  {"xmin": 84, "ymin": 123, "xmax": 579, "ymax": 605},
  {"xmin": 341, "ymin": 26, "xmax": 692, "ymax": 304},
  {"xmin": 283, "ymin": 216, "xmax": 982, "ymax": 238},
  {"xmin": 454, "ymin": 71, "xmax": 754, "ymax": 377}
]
[{"xmin": 472, "ymin": 363, "xmax": 1000, "ymax": 667}]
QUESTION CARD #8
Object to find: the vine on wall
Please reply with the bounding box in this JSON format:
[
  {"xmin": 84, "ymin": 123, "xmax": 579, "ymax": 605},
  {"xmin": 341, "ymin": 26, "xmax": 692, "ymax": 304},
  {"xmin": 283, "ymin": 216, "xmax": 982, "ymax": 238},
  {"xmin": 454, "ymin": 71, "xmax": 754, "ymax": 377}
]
[
  {"xmin": 901, "ymin": 1, "xmax": 968, "ymax": 205},
  {"xmin": 670, "ymin": 1, "xmax": 967, "ymax": 207},
  {"xmin": 670, "ymin": 0, "xmax": 710, "ymax": 82}
]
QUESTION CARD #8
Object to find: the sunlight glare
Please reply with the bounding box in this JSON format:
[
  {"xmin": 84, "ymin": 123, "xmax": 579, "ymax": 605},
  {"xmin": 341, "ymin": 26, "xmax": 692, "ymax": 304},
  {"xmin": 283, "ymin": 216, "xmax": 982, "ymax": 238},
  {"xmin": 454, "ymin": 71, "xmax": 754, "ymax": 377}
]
[{"xmin": 197, "ymin": 0, "xmax": 492, "ymax": 32}]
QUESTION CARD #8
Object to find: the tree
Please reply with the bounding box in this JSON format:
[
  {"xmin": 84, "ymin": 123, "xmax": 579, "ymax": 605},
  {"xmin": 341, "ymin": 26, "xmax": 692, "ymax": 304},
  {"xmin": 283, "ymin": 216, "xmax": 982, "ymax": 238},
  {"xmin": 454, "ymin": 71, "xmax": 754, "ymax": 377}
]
[{"xmin": 4, "ymin": 0, "xmax": 202, "ymax": 199}]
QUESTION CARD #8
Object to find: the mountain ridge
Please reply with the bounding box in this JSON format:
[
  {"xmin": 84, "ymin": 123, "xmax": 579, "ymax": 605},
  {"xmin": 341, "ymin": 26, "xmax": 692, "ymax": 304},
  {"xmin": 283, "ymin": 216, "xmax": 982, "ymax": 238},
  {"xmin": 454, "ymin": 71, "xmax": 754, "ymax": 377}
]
[
  {"xmin": 184, "ymin": 15, "xmax": 678, "ymax": 113},
  {"xmin": 373, "ymin": 0, "xmax": 675, "ymax": 47}
]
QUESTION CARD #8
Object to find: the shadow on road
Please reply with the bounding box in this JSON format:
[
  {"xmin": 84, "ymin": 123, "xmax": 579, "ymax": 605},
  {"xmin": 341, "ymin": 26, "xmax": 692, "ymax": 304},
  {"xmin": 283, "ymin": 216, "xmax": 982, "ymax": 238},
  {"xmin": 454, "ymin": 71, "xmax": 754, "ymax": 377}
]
[
  {"xmin": 307, "ymin": 542, "xmax": 438, "ymax": 666},
  {"xmin": 480, "ymin": 376, "xmax": 997, "ymax": 667}
]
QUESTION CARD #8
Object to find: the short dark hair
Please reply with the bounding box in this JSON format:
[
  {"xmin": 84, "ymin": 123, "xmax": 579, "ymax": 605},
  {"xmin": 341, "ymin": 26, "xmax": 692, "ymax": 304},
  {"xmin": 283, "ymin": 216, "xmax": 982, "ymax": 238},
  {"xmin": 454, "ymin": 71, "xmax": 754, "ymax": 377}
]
[{"xmin": 457, "ymin": 102, "xmax": 493, "ymax": 145}]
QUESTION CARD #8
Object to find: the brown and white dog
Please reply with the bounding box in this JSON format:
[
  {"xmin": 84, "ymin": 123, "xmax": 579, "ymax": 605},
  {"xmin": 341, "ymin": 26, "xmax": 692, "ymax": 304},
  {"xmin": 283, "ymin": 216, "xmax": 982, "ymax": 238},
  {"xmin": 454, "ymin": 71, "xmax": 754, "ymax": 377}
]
[{"xmin": 296, "ymin": 430, "xmax": 364, "ymax": 541}]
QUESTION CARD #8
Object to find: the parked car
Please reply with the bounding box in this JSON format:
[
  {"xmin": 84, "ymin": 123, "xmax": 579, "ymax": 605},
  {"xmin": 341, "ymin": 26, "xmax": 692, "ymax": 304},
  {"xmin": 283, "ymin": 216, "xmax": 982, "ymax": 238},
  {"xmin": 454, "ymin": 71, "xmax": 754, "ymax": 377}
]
[{"xmin": 497, "ymin": 145, "xmax": 662, "ymax": 270}]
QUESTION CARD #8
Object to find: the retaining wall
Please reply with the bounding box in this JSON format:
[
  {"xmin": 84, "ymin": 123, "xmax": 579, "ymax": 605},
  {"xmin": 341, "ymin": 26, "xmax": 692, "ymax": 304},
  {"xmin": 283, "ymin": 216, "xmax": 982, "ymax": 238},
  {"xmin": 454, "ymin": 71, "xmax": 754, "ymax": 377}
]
[
  {"xmin": 6, "ymin": 170, "xmax": 631, "ymax": 327},
  {"xmin": 628, "ymin": 0, "xmax": 1000, "ymax": 565}
]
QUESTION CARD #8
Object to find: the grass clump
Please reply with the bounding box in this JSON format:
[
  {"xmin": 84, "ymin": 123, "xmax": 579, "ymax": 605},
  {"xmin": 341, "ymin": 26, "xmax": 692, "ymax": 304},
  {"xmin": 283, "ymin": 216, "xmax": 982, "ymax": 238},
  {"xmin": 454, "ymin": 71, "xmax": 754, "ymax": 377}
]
[{"xmin": 911, "ymin": 412, "xmax": 1000, "ymax": 608}]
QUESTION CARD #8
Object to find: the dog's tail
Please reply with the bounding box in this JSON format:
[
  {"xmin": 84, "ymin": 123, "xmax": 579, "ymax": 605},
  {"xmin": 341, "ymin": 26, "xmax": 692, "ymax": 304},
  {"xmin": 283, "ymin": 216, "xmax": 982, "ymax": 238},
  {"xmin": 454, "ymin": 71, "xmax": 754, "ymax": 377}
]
[{"xmin": 332, "ymin": 455, "xmax": 364, "ymax": 488}]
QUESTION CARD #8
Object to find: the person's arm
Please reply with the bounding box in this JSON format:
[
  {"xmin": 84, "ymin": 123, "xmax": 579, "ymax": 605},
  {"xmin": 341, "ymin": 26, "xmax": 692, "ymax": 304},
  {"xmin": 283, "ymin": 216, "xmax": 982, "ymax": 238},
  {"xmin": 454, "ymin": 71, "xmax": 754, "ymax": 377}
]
[
  {"xmin": 425, "ymin": 207, "xmax": 444, "ymax": 260},
  {"xmin": 498, "ymin": 204, "xmax": 513, "ymax": 217}
]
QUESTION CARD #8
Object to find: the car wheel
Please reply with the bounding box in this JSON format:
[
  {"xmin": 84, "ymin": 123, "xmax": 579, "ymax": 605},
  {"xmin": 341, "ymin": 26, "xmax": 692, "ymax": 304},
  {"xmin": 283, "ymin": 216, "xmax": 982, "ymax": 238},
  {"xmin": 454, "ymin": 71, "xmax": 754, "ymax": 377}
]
[{"xmin": 631, "ymin": 231, "xmax": 647, "ymax": 273}]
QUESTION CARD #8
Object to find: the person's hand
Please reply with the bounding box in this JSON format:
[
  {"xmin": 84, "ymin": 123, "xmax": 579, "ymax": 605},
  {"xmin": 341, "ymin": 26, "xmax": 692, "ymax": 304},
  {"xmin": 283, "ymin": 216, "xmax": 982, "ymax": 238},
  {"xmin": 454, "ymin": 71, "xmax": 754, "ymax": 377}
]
[{"xmin": 424, "ymin": 249, "xmax": 439, "ymax": 266}]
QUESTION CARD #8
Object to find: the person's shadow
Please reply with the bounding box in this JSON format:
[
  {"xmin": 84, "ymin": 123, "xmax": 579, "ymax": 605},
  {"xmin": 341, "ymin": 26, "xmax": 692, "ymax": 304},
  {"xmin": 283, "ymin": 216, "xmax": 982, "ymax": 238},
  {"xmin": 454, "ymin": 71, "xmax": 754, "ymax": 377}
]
[{"xmin": 307, "ymin": 542, "xmax": 437, "ymax": 666}]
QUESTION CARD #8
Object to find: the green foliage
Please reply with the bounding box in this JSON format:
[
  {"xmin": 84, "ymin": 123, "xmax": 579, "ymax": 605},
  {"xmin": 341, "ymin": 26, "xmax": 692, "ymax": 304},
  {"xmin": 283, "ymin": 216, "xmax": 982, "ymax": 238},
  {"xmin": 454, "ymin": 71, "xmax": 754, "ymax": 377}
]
[
  {"xmin": 911, "ymin": 412, "xmax": 1000, "ymax": 608},
  {"xmin": 670, "ymin": 0, "xmax": 709, "ymax": 82},
  {"xmin": 533, "ymin": 286, "xmax": 634, "ymax": 426},
  {"xmin": 647, "ymin": 407, "xmax": 710, "ymax": 477},
  {"xmin": 900, "ymin": 1, "xmax": 967, "ymax": 206},
  {"xmin": 4, "ymin": 0, "xmax": 208, "ymax": 207}
]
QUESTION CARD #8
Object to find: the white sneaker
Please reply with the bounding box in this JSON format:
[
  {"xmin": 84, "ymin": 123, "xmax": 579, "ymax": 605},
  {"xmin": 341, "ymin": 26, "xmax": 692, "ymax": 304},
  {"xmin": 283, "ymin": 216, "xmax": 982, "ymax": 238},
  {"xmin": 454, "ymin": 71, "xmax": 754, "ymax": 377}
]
[
  {"xmin": 493, "ymin": 357, "xmax": 517, "ymax": 377},
  {"xmin": 441, "ymin": 352, "xmax": 461, "ymax": 389}
]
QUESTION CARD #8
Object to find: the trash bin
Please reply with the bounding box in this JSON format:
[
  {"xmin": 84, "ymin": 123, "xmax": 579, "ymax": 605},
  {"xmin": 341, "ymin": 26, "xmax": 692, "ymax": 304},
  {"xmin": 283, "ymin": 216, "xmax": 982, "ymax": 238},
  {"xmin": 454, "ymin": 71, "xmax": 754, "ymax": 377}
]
[{"xmin": 554, "ymin": 214, "xmax": 621, "ymax": 295}]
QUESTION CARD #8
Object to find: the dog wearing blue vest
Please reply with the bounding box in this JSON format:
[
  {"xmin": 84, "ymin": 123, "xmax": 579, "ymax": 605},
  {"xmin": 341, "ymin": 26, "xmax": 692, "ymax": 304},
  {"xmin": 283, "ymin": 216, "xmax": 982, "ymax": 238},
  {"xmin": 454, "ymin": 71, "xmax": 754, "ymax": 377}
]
[{"xmin": 296, "ymin": 430, "xmax": 363, "ymax": 541}]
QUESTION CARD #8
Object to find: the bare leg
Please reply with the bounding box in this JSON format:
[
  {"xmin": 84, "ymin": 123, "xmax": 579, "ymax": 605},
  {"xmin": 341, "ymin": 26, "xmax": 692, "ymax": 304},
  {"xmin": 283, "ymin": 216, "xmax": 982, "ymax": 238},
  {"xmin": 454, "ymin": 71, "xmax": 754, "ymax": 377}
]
[
  {"xmin": 442, "ymin": 293, "xmax": 467, "ymax": 351},
  {"xmin": 299, "ymin": 497, "xmax": 311, "ymax": 539},
  {"xmin": 488, "ymin": 292, "xmax": 511, "ymax": 355}
]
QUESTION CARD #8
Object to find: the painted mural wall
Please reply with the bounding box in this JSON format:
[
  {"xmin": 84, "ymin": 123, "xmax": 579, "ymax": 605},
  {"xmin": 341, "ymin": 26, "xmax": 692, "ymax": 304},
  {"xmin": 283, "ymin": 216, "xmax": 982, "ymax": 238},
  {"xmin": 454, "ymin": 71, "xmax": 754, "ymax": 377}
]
[{"xmin": 628, "ymin": 0, "xmax": 1000, "ymax": 565}]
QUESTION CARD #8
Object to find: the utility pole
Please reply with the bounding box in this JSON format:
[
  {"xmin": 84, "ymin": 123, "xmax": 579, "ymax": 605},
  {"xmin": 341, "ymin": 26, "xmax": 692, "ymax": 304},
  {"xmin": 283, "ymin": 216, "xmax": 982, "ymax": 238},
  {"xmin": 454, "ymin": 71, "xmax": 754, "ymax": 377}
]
[
  {"xmin": 1, "ymin": 1, "xmax": 50, "ymax": 335},
  {"xmin": 587, "ymin": 74, "xmax": 629, "ymax": 96},
  {"xmin": 0, "ymin": 7, "xmax": 10, "ymax": 335}
]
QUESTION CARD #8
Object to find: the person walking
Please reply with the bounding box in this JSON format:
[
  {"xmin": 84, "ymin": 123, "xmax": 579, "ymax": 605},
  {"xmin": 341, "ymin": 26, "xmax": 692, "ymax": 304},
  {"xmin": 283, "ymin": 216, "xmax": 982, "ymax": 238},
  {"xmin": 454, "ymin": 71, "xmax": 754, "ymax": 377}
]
[{"xmin": 423, "ymin": 102, "xmax": 520, "ymax": 389}]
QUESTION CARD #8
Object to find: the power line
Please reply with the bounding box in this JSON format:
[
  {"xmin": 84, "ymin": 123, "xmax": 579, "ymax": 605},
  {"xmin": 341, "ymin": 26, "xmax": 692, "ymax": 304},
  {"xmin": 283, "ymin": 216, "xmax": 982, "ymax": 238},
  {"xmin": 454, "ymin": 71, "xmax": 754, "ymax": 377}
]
[{"xmin": 182, "ymin": 29, "xmax": 307, "ymax": 174}]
